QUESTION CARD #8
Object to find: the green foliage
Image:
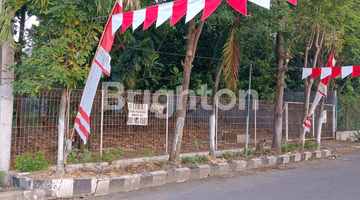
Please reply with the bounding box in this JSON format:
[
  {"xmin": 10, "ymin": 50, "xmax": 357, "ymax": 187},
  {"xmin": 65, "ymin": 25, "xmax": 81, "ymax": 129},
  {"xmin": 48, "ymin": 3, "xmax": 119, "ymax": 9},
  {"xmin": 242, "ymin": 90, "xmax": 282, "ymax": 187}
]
[
  {"xmin": 221, "ymin": 152, "xmax": 233, "ymax": 160},
  {"xmin": 116, "ymin": 147, "xmax": 122, "ymax": 154},
  {"xmin": 12, "ymin": 0, "xmax": 113, "ymax": 94},
  {"xmin": 100, "ymin": 153, "xmax": 115, "ymax": 164},
  {"xmin": 281, "ymin": 142, "xmax": 300, "ymax": 152},
  {"xmin": 192, "ymin": 136, "xmax": 199, "ymax": 151},
  {"xmin": 234, "ymin": 151, "xmax": 245, "ymax": 157},
  {"xmin": 304, "ymin": 141, "xmax": 319, "ymax": 150},
  {"xmin": 0, "ymin": 171, "xmax": 5, "ymax": 187},
  {"xmin": 15, "ymin": 151, "xmax": 49, "ymax": 172},
  {"xmin": 181, "ymin": 154, "xmax": 208, "ymax": 164},
  {"xmin": 81, "ymin": 148, "xmax": 91, "ymax": 162},
  {"xmin": 263, "ymin": 147, "xmax": 274, "ymax": 154},
  {"xmin": 122, "ymin": 151, "xmax": 137, "ymax": 158},
  {"xmin": 247, "ymin": 147, "xmax": 260, "ymax": 156},
  {"xmin": 141, "ymin": 148, "xmax": 156, "ymax": 158},
  {"xmin": 352, "ymin": 130, "xmax": 360, "ymax": 142},
  {"xmin": 159, "ymin": 160, "xmax": 174, "ymax": 170},
  {"xmin": 66, "ymin": 148, "xmax": 80, "ymax": 164}
]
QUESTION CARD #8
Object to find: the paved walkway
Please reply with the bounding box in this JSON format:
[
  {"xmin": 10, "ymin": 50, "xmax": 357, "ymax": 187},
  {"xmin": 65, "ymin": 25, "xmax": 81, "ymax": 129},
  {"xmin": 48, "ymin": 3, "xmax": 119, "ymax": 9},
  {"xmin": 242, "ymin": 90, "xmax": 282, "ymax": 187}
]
[{"xmin": 86, "ymin": 149, "xmax": 360, "ymax": 200}]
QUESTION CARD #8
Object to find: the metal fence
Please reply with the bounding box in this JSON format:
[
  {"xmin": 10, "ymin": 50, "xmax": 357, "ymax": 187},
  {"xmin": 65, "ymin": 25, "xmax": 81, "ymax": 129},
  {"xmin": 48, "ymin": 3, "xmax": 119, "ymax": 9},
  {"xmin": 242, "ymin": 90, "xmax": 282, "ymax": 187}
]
[{"xmin": 10, "ymin": 88, "xmax": 336, "ymax": 164}]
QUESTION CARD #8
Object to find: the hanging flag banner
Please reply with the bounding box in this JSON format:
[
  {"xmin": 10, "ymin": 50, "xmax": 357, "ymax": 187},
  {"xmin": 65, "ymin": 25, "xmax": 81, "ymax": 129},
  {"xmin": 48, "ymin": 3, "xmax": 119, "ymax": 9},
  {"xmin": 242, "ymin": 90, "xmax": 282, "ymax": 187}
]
[
  {"xmin": 302, "ymin": 53, "xmax": 336, "ymax": 133},
  {"xmin": 127, "ymin": 103, "xmax": 148, "ymax": 126},
  {"xmin": 301, "ymin": 65, "xmax": 360, "ymax": 80}
]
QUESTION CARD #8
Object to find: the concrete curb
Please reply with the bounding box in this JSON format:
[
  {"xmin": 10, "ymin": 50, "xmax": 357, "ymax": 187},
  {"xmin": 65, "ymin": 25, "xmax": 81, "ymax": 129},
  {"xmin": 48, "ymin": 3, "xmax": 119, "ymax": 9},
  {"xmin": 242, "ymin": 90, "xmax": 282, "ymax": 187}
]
[{"xmin": 6, "ymin": 149, "xmax": 333, "ymax": 199}]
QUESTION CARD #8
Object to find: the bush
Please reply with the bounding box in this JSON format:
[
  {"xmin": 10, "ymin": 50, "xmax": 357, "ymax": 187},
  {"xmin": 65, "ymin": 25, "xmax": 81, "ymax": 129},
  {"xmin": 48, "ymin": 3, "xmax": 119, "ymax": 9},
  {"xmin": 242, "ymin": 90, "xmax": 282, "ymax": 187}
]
[
  {"xmin": 281, "ymin": 142, "xmax": 300, "ymax": 152},
  {"xmin": 304, "ymin": 141, "xmax": 319, "ymax": 149},
  {"xmin": 221, "ymin": 152, "xmax": 233, "ymax": 160},
  {"xmin": 263, "ymin": 147, "xmax": 274, "ymax": 154},
  {"xmin": 182, "ymin": 154, "xmax": 208, "ymax": 164},
  {"xmin": 0, "ymin": 171, "xmax": 4, "ymax": 187},
  {"xmin": 15, "ymin": 151, "xmax": 49, "ymax": 172}
]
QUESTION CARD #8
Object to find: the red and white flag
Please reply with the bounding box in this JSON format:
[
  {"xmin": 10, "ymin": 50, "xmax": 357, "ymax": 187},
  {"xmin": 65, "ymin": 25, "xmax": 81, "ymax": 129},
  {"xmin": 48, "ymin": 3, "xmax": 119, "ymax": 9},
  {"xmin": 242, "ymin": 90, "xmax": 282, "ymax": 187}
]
[
  {"xmin": 303, "ymin": 53, "xmax": 336, "ymax": 132},
  {"xmin": 74, "ymin": 0, "xmax": 123, "ymax": 144}
]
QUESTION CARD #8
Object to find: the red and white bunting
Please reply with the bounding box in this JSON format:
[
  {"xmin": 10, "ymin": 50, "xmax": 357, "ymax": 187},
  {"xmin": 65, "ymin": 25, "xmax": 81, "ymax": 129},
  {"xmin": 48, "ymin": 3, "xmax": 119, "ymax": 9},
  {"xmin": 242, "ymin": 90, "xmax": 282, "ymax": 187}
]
[
  {"xmin": 303, "ymin": 116, "xmax": 311, "ymax": 133},
  {"xmin": 110, "ymin": 0, "xmax": 296, "ymax": 34},
  {"xmin": 302, "ymin": 66, "xmax": 360, "ymax": 80}
]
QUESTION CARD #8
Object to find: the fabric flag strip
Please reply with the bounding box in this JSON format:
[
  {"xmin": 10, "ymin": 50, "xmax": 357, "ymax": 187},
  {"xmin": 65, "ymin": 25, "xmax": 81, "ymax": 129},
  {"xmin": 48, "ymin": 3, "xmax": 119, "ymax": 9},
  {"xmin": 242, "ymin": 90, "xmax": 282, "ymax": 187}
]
[
  {"xmin": 202, "ymin": 0, "xmax": 221, "ymax": 20},
  {"xmin": 186, "ymin": 0, "xmax": 205, "ymax": 23},
  {"xmin": 74, "ymin": 1, "xmax": 123, "ymax": 144},
  {"xmin": 227, "ymin": 0, "xmax": 247, "ymax": 16},
  {"xmin": 303, "ymin": 53, "xmax": 336, "ymax": 133},
  {"xmin": 144, "ymin": 5, "xmax": 158, "ymax": 30},
  {"xmin": 170, "ymin": 0, "xmax": 188, "ymax": 26},
  {"xmin": 249, "ymin": 0, "xmax": 271, "ymax": 9},
  {"xmin": 302, "ymin": 66, "xmax": 360, "ymax": 80}
]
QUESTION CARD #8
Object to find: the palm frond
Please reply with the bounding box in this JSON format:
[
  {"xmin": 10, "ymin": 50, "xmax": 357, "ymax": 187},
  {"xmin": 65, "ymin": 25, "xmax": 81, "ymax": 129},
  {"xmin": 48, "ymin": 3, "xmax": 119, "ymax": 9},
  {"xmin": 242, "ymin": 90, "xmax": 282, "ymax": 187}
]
[{"xmin": 222, "ymin": 29, "xmax": 240, "ymax": 91}]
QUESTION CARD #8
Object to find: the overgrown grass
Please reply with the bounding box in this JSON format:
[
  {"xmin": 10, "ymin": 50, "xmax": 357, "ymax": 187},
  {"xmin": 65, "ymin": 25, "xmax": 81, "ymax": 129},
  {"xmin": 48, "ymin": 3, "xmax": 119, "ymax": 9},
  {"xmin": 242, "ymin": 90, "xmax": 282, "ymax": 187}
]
[
  {"xmin": 221, "ymin": 152, "xmax": 233, "ymax": 160},
  {"xmin": 281, "ymin": 142, "xmax": 300, "ymax": 152},
  {"xmin": 182, "ymin": 154, "xmax": 208, "ymax": 164},
  {"xmin": 0, "ymin": 171, "xmax": 4, "ymax": 187},
  {"xmin": 141, "ymin": 148, "xmax": 156, "ymax": 158},
  {"xmin": 263, "ymin": 147, "xmax": 274, "ymax": 154},
  {"xmin": 159, "ymin": 160, "xmax": 174, "ymax": 169},
  {"xmin": 304, "ymin": 141, "xmax": 319, "ymax": 150},
  {"xmin": 15, "ymin": 151, "xmax": 49, "ymax": 172}
]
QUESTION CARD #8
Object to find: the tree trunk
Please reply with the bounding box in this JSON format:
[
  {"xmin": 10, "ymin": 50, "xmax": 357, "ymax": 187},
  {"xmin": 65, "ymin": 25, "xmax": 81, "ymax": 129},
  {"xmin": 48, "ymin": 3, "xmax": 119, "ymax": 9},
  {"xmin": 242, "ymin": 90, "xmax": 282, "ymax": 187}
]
[
  {"xmin": 16, "ymin": 6, "xmax": 26, "ymax": 137},
  {"xmin": 273, "ymin": 32, "xmax": 285, "ymax": 154},
  {"xmin": 209, "ymin": 63, "xmax": 224, "ymax": 158},
  {"xmin": 299, "ymin": 31, "xmax": 324, "ymax": 147},
  {"xmin": 169, "ymin": 18, "xmax": 204, "ymax": 163},
  {"xmin": 56, "ymin": 87, "xmax": 69, "ymax": 174}
]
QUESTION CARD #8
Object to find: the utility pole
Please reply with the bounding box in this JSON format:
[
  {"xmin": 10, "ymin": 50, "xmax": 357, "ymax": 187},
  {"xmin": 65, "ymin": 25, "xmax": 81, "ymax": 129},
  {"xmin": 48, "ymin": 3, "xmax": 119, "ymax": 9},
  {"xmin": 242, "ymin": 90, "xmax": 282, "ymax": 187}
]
[{"xmin": 0, "ymin": 41, "xmax": 14, "ymax": 172}]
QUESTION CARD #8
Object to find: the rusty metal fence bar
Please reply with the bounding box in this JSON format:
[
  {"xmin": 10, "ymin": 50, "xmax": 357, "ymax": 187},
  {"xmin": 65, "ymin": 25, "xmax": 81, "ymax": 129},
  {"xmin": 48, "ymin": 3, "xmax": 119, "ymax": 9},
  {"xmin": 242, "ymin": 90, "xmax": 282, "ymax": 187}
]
[{"xmin": 10, "ymin": 89, "xmax": 336, "ymax": 165}]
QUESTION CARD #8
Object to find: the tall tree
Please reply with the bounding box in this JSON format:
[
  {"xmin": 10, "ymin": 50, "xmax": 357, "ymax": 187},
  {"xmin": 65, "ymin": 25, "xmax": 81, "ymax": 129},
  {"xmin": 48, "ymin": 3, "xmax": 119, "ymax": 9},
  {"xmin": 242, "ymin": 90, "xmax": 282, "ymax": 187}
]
[{"xmin": 169, "ymin": 18, "xmax": 204, "ymax": 163}]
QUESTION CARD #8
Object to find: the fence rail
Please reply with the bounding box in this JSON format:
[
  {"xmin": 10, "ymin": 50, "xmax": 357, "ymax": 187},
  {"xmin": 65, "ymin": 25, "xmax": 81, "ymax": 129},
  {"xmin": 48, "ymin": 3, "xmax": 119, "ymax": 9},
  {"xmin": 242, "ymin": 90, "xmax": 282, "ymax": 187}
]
[{"xmin": 10, "ymin": 88, "xmax": 335, "ymax": 164}]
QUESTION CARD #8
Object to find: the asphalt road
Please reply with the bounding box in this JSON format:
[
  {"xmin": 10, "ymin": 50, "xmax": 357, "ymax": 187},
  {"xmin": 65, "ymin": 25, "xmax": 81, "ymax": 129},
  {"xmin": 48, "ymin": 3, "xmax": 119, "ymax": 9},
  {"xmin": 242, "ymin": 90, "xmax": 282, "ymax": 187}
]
[{"xmin": 86, "ymin": 149, "xmax": 360, "ymax": 200}]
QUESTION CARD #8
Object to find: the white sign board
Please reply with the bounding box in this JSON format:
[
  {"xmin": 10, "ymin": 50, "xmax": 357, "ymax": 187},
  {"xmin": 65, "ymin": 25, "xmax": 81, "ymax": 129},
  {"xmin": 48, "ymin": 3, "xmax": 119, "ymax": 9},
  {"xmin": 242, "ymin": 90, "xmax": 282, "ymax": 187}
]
[
  {"xmin": 322, "ymin": 110, "xmax": 327, "ymax": 123},
  {"xmin": 127, "ymin": 103, "xmax": 148, "ymax": 125},
  {"xmin": 150, "ymin": 103, "xmax": 165, "ymax": 114}
]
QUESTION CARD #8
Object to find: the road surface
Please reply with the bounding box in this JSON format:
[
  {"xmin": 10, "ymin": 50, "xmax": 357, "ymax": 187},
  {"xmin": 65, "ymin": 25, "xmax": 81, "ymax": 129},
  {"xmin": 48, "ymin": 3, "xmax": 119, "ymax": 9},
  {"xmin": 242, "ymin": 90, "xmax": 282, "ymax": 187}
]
[{"xmin": 86, "ymin": 149, "xmax": 360, "ymax": 200}]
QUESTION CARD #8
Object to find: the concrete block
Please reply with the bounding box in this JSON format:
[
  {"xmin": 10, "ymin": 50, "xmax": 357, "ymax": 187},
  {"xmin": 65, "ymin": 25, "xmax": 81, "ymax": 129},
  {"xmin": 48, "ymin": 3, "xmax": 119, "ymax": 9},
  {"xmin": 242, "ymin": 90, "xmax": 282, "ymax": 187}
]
[
  {"xmin": 321, "ymin": 151, "xmax": 326, "ymax": 158},
  {"xmin": 276, "ymin": 156, "xmax": 284, "ymax": 165},
  {"xmin": 324, "ymin": 149, "xmax": 332, "ymax": 157},
  {"xmin": 109, "ymin": 177, "xmax": 125, "ymax": 193},
  {"xmin": 94, "ymin": 178, "xmax": 110, "ymax": 197},
  {"xmin": 32, "ymin": 189, "xmax": 47, "ymax": 199},
  {"xmin": 123, "ymin": 174, "xmax": 140, "ymax": 191},
  {"xmin": 139, "ymin": 173, "xmax": 153, "ymax": 188},
  {"xmin": 176, "ymin": 168, "xmax": 190, "ymax": 182},
  {"xmin": 150, "ymin": 171, "xmax": 167, "ymax": 187},
  {"xmin": 246, "ymin": 160, "xmax": 254, "ymax": 169},
  {"xmin": 12, "ymin": 176, "xmax": 32, "ymax": 190},
  {"xmin": 33, "ymin": 179, "xmax": 52, "ymax": 197},
  {"xmin": 304, "ymin": 152, "xmax": 312, "ymax": 160},
  {"xmin": 198, "ymin": 165, "xmax": 210, "ymax": 178},
  {"xmin": 218, "ymin": 163, "xmax": 229, "ymax": 175},
  {"xmin": 22, "ymin": 190, "xmax": 33, "ymax": 200},
  {"xmin": 208, "ymin": 164, "xmax": 220, "ymax": 177},
  {"xmin": 293, "ymin": 153, "xmax": 301, "ymax": 162},
  {"xmin": 0, "ymin": 191, "xmax": 24, "ymax": 200},
  {"xmin": 315, "ymin": 151, "xmax": 322, "ymax": 159},
  {"xmin": 188, "ymin": 167, "xmax": 200, "ymax": 180},
  {"xmin": 165, "ymin": 169, "xmax": 179, "ymax": 184},
  {"xmin": 311, "ymin": 152, "xmax": 317, "ymax": 159},
  {"xmin": 262, "ymin": 157, "xmax": 277, "ymax": 166},
  {"xmin": 54, "ymin": 178, "xmax": 73, "ymax": 198},
  {"xmin": 289, "ymin": 155, "xmax": 295, "ymax": 163},
  {"xmin": 252, "ymin": 158, "xmax": 262, "ymax": 168},
  {"xmin": 282, "ymin": 155, "xmax": 290, "ymax": 164},
  {"xmin": 73, "ymin": 178, "xmax": 92, "ymax": 196},
  {"xmin": 301, "ymin": 153, "xmax": 306, "ymax": 161}
]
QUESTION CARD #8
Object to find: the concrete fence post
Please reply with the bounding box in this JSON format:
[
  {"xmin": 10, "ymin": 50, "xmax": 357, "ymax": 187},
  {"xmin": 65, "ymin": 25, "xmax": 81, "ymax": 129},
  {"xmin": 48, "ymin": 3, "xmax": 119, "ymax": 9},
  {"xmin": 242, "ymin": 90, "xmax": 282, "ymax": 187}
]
[{"xmin": 0, "ymin": 43, "xmax": 14, "ymax": 172}]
